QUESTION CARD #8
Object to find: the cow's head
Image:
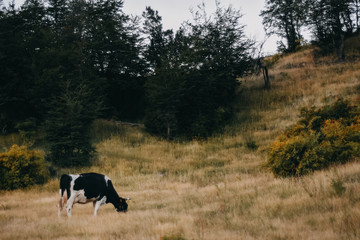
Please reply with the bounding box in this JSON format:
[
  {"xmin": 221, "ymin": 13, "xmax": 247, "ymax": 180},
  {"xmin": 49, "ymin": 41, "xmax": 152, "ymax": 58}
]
[{"xmin": 115, "ymin": 197, "xmax": 130, "ymax": 212}]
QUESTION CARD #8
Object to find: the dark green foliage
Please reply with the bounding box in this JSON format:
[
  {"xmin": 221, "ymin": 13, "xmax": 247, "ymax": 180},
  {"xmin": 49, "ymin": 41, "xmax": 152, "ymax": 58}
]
[
  {"xmin": 0, "ymin": 144, "xmax": 49, "ymax": 190},
  {"xmin": 145, "ymin": 67, "xmax": 184, "ymax": 139},
  {"xmin": 15, "ymin": 118, "xmax": 37, "ymax": 144},
  {"xmin": 261, "ymin": 0, "xmax": 360, "ymax": 58},
  {"xmin": 308, "ymin": 0, "xmax": 356, "ymax": 61},
  {"xmin": 1, "ymin": 0, "xmax": 148, "ymax": 166},
  {"xmin": 84, "ymin": 0, "xmax": 147, "ymax": 120},
  {"xmin": 1, "ymin": 0, "xmax": 255, "ymax": 164},
  {"xmin": 142, "ymin": 6, "xmax": 168, "ymax": 69},
  {"xmin": 261, "ymin": 0, "xmax": 307, "ymax": 52},
  {"xmin": 39, "ymin": 0, "xmax": 104, "ymax": 167},
  {"xmin": 0, "ymin": 3, "xmax": 40, "ymax": 131},
  {"xmin": 298, "ymin": 98, "xmax": 355, "ymax": 131},
  {"xmin": 143, "ymin": 4, "xmax": 253, "ymax": 139},
  {"xmin": 268, "ymin": 99, "xmax": 360, "ymax": 177},
  {"xmin": 45, "ymin": 82, "xmax": 102, "ymax": 167},
  {"xmin": 0, "ymin": 0, "xmax": 145, "ymax": 125}
]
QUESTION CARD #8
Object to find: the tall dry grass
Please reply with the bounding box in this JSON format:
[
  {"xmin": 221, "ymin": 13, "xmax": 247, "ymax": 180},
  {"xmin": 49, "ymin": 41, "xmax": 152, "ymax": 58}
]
[{"xmin": 1, "ymin": 43, "xmax": 360, "ymax": 239}]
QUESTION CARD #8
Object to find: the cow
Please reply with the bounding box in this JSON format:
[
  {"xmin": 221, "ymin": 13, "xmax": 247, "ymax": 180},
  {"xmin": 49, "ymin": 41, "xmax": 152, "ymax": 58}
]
[{"xmin": 58, "ymin": 172, "xmax": 130, "ymax": 217}]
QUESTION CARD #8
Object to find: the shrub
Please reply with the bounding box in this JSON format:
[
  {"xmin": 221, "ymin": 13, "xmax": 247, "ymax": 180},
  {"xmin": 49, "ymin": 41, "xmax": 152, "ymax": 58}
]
[
  {"xmin": 0, "ymin": 144, "xmax": 49, "ymax": 190},
  {"xmin": 268, "ymin": 99, "xmax": 360, "ymax": 177},
  {"xmin": 331, "ymin": 177, "xmax": 346, "ymax": 197}
]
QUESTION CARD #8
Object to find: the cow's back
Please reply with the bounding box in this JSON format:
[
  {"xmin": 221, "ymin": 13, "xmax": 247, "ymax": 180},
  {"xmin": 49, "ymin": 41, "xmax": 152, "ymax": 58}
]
[{"xmin": 73, "ymin": 173, "xmax": 108, "ymax": 199}]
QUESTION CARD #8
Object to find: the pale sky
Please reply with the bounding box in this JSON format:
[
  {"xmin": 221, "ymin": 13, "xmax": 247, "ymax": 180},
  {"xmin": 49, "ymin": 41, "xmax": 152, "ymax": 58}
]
[
  {"xmin": 3, "ymin": 0, "xmax": 280, "ymax": 54},
  {"xmin": 124, "ymin": 0, "xmax": 280, "ymax": 55}
]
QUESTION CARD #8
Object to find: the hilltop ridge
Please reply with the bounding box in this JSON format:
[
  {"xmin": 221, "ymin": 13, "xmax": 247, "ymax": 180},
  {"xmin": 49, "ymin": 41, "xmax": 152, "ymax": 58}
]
[{"xmin": 234, "ymin": 36, "xmax": 360, "ymax": 147}]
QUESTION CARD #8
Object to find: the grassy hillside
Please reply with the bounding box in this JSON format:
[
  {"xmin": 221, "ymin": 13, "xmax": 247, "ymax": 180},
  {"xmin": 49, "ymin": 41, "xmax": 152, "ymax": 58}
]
[{"xmin": 1, "ymin": 42, "xmax": 360, "ymax": 239}]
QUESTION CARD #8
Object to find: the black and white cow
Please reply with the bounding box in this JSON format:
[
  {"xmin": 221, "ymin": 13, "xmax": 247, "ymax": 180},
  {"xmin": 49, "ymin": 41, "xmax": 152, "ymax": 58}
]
[{"xmin": 58, "ymin": 173, "xmax": 130, "ymax": 216}]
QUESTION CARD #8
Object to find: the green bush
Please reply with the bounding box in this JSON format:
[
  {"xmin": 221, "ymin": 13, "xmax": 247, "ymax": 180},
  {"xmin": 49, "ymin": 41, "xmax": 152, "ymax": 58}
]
[
  {"xmin": 0, "ymin": 144, "xmax": 49, "ymax": 190},
  {"xmin": 268, "ymin": 99, "xmax": 360, "ymax": 177}
]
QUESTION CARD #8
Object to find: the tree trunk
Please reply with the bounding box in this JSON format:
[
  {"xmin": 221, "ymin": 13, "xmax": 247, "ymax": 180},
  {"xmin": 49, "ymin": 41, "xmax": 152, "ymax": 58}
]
[
  {"xmin": 257, "ymin": 58, "xmax": 271, "ymax": 90},
  {"xmin": 263, "ymin": 66, "xmax": 271, "ymax": 90},
  {"xmin": 336, "ymin": 34, "xmax": 345, "ymax": 62},
  {"xmin": 167, "ymin": 122, "xmax": 171, "ymax": 141},
  {"xmin": 355, "ymin": 0, "xmax": 360, "ymax": 31}
]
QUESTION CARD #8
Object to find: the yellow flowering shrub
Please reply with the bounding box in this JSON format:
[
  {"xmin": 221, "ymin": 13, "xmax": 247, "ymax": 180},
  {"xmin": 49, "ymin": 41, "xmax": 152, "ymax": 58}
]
[
  {"xmin": 0, "ymin": 145, "xmax": 49, "ymax": 190},
  {"xmin": 268, "ymin": 99, "xmax": 360, "ymax": 177}
]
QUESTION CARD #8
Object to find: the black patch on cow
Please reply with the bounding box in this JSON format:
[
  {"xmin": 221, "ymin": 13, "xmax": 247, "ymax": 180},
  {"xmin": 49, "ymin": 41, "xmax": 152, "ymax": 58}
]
[
  {"xmin": 105, "ymin": 178, "xmax": 128, "ymax": 212},
  {"xmin": 60, "ymin": 174, "xmax": 72, "ymax": 198},
  {"xmin": 73, "ymin": 173, "xmax": 107, "ymax": 200}
]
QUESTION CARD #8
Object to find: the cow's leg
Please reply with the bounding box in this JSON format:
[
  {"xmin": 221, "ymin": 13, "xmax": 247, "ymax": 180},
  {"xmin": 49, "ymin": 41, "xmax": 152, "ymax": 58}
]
[
  {"xmin": 93, "ymin": 196, "xmax": 107, "ymax": 216},
  {"xmin": 93, "ymin": 201, "xmax": 100, "ymax": 216},
  {"xmin": 66, "ymin": 193, "xmax": 77, "ymax": 217},
  {"xmin": 58, "ymin": 189, "xmax": 68, "ymax": 217},
  {"xmin": 58, "ymin": 190, "xmax": 62, "ymax": 217}
]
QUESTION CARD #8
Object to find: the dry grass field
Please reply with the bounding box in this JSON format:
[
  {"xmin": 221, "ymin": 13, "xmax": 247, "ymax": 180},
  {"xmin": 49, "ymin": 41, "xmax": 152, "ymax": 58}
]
[{"xmin": 1, "ymin": 41, "xmax": 360, "ymax": 239}]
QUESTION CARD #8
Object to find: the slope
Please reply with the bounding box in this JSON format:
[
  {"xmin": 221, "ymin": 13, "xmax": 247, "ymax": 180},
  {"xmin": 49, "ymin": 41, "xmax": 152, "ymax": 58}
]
[{"xmin": 0, "ymin": 40, "xmax": 360, "ymax": 239}]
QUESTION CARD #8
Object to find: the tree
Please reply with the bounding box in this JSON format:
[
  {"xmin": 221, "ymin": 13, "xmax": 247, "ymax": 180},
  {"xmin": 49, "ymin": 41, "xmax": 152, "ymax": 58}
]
[
  {"xmin": 47, "ymin": 0, "xmax": 68, "ymax": 35},
  {"xmin": 354, "ymin": 0, "xmax": 360, "ymax": 30},
  {"xmin": 0, "ymin": 0, "xmax": 49, "ymax": 131},
  {"xmin": 308, "ymin": 0, "xmax": 355, "ymax": 61},
  {"xmin": 144, "ymin": 3, "xmax": 253, "ymax": 139},
  {"xmin": 0, "ymin": 5, "xmax": 27, "ymax": 131},
  {"xmin": 145, "ymin": 63, "xmax": 185, "ymax": 140},
  {"xmin": 85, "ymin": 0, "xmax": 146, "ymax": 120},
  {"xmin": 1, "ymin": 0, "xmax": 147, "ymax": 166},
  {"xmin": 142, "ymin": 7, "xmax": 184, "ymax": 139},
  {"xmin": 41, "ymin": 0, "xmax": 104, "ymax": 166},
  {"xmin": 20, "ymin": 0, "xmax": 54, "ymax": 121},
  {"xmin": 261, "ymin": 0, "xmax": 307, "ymax": 52},
  {"xmin": 180, "ymin": 2, "xmax": 253, "ymax": 137},
  {"xmin": 46, "ymin": 81, "xmax": 102, "ymax": 167},
  {"xmin": 142, "ymin": 6, "xmax": 167, "ymax": 69}
]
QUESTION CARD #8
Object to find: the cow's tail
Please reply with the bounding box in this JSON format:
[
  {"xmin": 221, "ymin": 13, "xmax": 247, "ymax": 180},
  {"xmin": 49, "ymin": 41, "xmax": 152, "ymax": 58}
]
[{"xmin": 58, "ymin": 174, "xmax": 71, "ymax": 216}]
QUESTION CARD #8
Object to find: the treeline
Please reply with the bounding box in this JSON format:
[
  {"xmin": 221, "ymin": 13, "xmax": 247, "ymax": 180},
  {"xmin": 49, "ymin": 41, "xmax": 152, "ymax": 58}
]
[
  {"xmin": 2, "ymin": 0, "xmax": 359, "ymax": 167},
  {"xmin": 0, "ymin": 0, "xmax": 253, "ymax": 166},
  {"xmin": 261, "ymin": 0, "xmax": 360, "ymax": 60}
]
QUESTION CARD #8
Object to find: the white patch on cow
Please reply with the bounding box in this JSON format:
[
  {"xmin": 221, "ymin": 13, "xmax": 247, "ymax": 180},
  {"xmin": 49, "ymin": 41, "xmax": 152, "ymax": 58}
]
[
  {"xmin": 68, "ymin": 175, "xmax": 80, "ymax": 197},
  {"xmin": 104, "ymin": 175, "xmax": 110, "ymax": 187},
  {"xmin": 74, "ymin": 190, "xmax": 87, "ymax": 203},
  {"xmin": 64, "ymin": 175, "xmax": 80, "ymax": 217},
  {"xmin": 72, "ymin": 190, "xmax": 99, "ymax": 204},
  {"xmin": 69, "ymin": 174, "xmax": 80, "ymax": 191},
  {"xmin": 69, "ymin": 174, "xmax": 80, "ymax": 179}
]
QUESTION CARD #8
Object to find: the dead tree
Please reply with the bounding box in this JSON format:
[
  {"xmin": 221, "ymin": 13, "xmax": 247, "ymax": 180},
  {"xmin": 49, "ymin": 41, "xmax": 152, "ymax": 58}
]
[
  {"xmin": 257, "ymin": 58, "xmax": 271, "ymax": 90},
  {"xmin": 253, "ymin": 37, "xmax": 271, "ymax": 90}
]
